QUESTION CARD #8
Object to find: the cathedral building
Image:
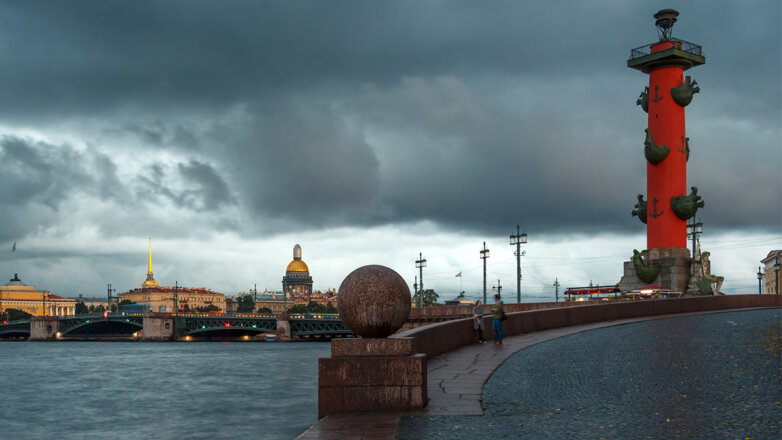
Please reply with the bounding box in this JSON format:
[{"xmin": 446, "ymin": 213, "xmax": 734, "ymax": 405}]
[
  {"xmin": 118, "ymin": 240, "xmax": 226, "ymax": 313},
  {"xmin": 282, "ymin": 244, "xmax": 313, "ymax": 297}
]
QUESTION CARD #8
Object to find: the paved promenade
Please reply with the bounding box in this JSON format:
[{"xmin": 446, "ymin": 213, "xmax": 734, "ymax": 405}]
[{"xmin": 298, "ymin": 308, "xmax": 781, "ymax": 439}]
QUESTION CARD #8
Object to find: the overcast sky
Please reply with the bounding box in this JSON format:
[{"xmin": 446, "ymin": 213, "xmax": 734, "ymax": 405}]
[{"xmin": 1, "ymin": 1, "xmax": 779, "ymax": 301}]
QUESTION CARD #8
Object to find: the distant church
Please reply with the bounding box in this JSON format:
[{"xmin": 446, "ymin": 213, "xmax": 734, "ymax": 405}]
[{"xmin": 282, "ymin": 244, "xmax": 313, "ymax": 297}]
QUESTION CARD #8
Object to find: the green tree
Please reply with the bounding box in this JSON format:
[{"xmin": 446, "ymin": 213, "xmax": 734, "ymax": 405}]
[
  {"xmin": 4, "ymin": 308, "xmax": 32, "ymax": 321},
  {"xmin": 287, "ymin": 304, "xmax": 308, "ymax": 314},
  {"xmin": 195, "ymin": 304, "xmax": 220, "ymax": 313},
  {"xmin": 119, "ymin": 299, "xmax": 134, "ymax": 305},
  {"xmin": 306, "ymin": 301, "xmax": 326, "ymax": 313},
  {"xmin": 75, "ymin": 301, "xmax": 89, "ymax": 315},
  {"xmin": 236, "ymin": 295, "xmax": 256, "ymax": 313},
  {"xmin": 110, "ymin": 303, "xmax": 118, "ymax": 312},
  {"xmin": 324, "ymin": 303, "xmax": 337, "ymax": 313},
  {"xmin": 412, "ymin": 289, "xmax": 439, "ymax": 306},
  {"xmin": 257, "ymin": 306, "xmax": 272, "ymax": 314}
]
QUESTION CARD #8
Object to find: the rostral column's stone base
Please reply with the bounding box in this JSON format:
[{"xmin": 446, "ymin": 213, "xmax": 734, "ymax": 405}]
[
  {"xmin": 318, "ymin": 337, "xmax": 427, "ymax": 419},
  {"xmin": 619, "ymin": 247, "xmax": 692, "ymax": 293}
]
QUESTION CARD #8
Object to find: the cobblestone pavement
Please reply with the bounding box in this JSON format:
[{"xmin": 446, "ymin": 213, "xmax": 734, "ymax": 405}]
[{"xmin": 397, "ymin": 309, "xmax": 782, "ymax": 439}]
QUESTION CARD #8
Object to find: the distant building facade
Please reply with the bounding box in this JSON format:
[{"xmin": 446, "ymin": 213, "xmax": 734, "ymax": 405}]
[
  {"xmin": 0, "ymin": 274, "xmax": 76, "ymax": 317},
  {"xmin": 760, "ymin": 250, "xmax": 781, "ymax": 294},
  {"xmin": 118, "ymin": 240, "xmax": 226, "ymax": 312}
]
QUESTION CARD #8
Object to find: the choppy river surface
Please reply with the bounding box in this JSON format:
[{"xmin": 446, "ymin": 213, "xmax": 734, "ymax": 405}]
[{"xmin": 0, "ymin": 341, "xmax": 329, "ymax": 440}]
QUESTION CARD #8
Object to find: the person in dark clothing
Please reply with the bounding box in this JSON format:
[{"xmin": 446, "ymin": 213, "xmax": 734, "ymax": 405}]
[
  {"xmin": 492, "ymin": 294, "xmax": 504, "ymax": 344},
  {"xmin": 472, "ymin": 300, "xmax": 486, "ymax": 343}
]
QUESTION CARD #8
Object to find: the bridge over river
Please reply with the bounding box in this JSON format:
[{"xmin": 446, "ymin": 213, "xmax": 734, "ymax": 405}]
[{"xmin": 0, "ymin": 313, "xmax": 352, "ymax": 341}]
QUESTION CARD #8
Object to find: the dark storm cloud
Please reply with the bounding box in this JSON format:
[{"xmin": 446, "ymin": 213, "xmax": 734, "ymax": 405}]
[
  {"xmin": 178, "ymin": 160, "xmax": 236, "ymax": 210},
  {"xmin": 0, "ymin": 136, "xmax": 119, "ymax": 240},
  {"xmin": 0, "ymin": 136, "xmax": 239, "ymax": 241},
  {"xmin": 0, "ymin": 0, "xmax": 778, "ymax": 239}
]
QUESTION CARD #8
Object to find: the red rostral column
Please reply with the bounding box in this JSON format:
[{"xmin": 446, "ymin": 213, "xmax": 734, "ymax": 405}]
[{"xmin": 628, "ymin": 9, "xmax": 705, "ymax": 250}]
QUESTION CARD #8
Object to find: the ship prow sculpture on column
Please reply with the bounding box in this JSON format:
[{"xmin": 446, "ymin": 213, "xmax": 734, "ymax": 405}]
[
  {"xmin": 318, "ymin": 265, "xmax": 426, "ymax": 419},
  {"xmin": 619, "ymin": 9, "xmax": 723, "ymax": 295}
]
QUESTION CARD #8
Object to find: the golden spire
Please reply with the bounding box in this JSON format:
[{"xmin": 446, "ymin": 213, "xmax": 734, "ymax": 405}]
[
  {"xmin": 147, "ymin": 237, "xmax": 153, "ymax": 275},
  {"xmin": 142, "ymin": 237, "xmax": 159, "ymax": 289}
]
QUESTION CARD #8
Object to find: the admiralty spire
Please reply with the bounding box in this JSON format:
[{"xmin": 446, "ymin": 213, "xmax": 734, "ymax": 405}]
[{"xmin": 142, "ymin": 238, "xmax": 159, "ymax": 289}]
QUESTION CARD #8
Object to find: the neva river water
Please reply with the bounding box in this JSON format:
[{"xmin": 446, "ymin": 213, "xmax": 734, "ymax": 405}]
[{"xmin": 0, "ymin": 341, "xmax": 330, "ymax": 440}]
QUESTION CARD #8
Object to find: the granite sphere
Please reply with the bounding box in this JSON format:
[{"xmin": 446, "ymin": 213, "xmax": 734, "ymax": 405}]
[{"xmin": 337, "ymin": 265, "xmax": 411, "ymax": 338}]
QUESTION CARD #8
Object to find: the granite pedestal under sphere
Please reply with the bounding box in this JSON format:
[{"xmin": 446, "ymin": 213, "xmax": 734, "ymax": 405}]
[
  {"xmin": 320, "ymin": 264, "xmax": 424, "ymax": 419},
  {"xmin": 337, "ymin": 264, "xmax": 411, "ymax": 338}
]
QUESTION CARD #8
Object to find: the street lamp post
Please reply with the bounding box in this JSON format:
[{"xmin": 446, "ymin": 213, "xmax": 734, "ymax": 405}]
[
  {"xmin": 509, "ymin": 225, "xmax": 528, "ymax": 304},
  {"xmin": 173, "ymin": 281, "xmax": 179, "ymax": 312},
  {"xmin": 553, "ymin": 277, "xmax": 560, "ymax": 302},
  {"xmin": 492, "ymin": 279, "xmax": 502, "ymax": 299},
  {"xmin": 775, "ymin": 258, "xmax": 780, "ymax": 295},
  {"xmin": 415, "ymin": 253, "xmax": 427, "ymax": 307},
  {"xmin": 686, "ymin": 219, "xmax": 703, "ymax": 260},
  {"xmin": 413, "ymin": 276, "xmax": 417, "ymax": 305},
  {"xmin": 479, "ymin": 242, "xmax": 490, "ymax": 304},
  {"xmin": 757, "ymin": 267, "xmax": 763, "ymax": 294}
]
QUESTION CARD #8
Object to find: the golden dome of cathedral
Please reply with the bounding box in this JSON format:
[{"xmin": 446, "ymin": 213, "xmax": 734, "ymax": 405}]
[
  {"xmin": 286, "ymin": 245, "xmax": 309, "ymax": 273},
  {"xmin": 286, "ymin": 259, "xmax": 310, "ymax": 273}
]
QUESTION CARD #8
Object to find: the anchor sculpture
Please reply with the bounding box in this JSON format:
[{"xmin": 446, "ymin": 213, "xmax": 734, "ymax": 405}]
[
  {"xmin": 648, "ymin": 197, "xmax": 664, "ymax": 219},
  {"xmin": 636, "ymin": 87, "xmax": 649, "ymax": 113},
  {"xmin": 632, "ymin": 249, "xmax": 660, "ymax": 284},
  {"xmin": 671, "ymin": 76, "xmax": 699, "ymax": 107},
  {"xmin": 676, "ymin": 136, "xmax": 690, "ymax": 161},
  {"xmin": 643, "ymin": 128, "xmax": 670, "ymax": 165},
  {"xmin": 650, "ymin": 84, "xmax": 663, "ymax": 103},
  {"xmin": 670, "ymin": 186, "xmax": 705, "ymax": 221},
  {"xmin": 631, "ymin": 194, "xmax": 647, "ymax": 224}
]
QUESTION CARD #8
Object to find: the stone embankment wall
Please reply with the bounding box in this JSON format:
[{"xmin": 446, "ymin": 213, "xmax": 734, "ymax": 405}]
[
  {"xmin": 396, "ymin": 295, "xmax": 782, "ymax": 359},
  {"xmin": 400, "ymin": 301, "xmax": 589, "ymax": 331}
]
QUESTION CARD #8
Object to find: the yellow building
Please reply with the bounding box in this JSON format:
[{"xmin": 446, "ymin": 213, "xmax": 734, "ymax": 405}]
[
  {"xmin": 118, "ymin": 240, "xmax": 226, "ymax": 312},
  {"xmin": 0, "ymin": 274, "xmax": 76, "ymax": 317},
  {"xmin": 761, "ymin": 250, "xmax": 781, "ymax": 294}
]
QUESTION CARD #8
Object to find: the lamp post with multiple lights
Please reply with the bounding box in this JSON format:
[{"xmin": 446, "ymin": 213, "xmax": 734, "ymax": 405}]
[
  {"xmin": 479, "ymin": 242, "xmax": 490, "ymax": 304},
  {"xmin": 492, "ymin": 279, "xmax": 502, "ymax": 299},
  {"xmin": 509, "ymin": 225, "xmax": 527, "ymax": 303},
  {"xmin": 757, "ymin": 267, "xmax": 763, "ymax": 294},
  {"xmin": 775, "ymin": 257, "xmax": 780, "ymax": 295},
  {"xmin": 686, "ymin": 219, "xmax": 703, "ymax": 261},
  {"xmin": 415, "ymin": 253, "xmax": 427, "ymax": 307}
]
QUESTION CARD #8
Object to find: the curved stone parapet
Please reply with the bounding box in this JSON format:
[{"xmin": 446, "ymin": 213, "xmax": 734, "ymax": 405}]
[{"xmin": 394, "ymin": 295, "xmax": 781, "ymax": 359}]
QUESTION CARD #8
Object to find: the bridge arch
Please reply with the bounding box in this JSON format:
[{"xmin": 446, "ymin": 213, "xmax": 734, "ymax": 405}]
[{"xmin": 59, "ymin": 316, "xmax": 143, "ymax": 338}]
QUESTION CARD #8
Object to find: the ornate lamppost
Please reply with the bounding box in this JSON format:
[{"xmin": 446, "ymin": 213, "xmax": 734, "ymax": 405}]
[
  {"xmin": 757, "ymin": 267, "xmax": 763, "ymax": 294},
  {"xmin": 509, "ymin": 225, "xmax": 527, "ymax": 304},
  {"xmin": 479, "ymin": 242, "xmax": 490, "ymax": 304},
  {"xmin": 415, "ymin": 253, "xmax": 427, "ymax": 307},
  {"xmin": 686, "ymin": 219, "xmax": 703, "ymax": 260}
]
